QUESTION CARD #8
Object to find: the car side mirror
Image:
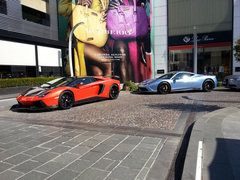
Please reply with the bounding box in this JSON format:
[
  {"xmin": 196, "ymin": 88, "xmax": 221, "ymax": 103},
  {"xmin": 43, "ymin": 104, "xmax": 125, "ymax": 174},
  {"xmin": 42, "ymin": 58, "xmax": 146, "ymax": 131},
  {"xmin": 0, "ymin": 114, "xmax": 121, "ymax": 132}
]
[
  {"xmin": 76, "ymin": 82, "xmax": 84, "ymax": 88},
  {"xmin": 173, "ymin": 77, "xmax": 180, "ymax": 81}
]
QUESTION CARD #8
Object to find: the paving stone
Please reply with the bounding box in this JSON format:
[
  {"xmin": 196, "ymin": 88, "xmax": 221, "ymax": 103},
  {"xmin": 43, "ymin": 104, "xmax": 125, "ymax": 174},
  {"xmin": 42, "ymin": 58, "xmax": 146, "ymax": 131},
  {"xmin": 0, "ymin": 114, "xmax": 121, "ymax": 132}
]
[
  {"xmin": 104, "ymin": 150, "xmax": 128, "ymax": 161},
  {"xmin": 36, "ymin": 136, "xmax": 56, "ymax": 143},
  {"xmin": 4, "ymin": 153, "xmax": 32, "ymax": 165},
  {"xmin": 65, "ymin": 159, "xmax": 92, "ymax": 172},
  {"xmin": 136, "ymin": 143, "xmax": 157, "ymax": 152},
  {"xmin": 91, "ymin": 144, "xmax": 113, "ymax": 153},
  {"xmin": 12, "ymin": 160, "xmax": 42, "ymax": 173},
  {"xmin": 36, "ymin": 161, "xmax": 66, "ymax": 175},
  {"xmin": 69, "ymin": 145, "xmax": 90, "ymax": 155},
  {"xmin": 101, "ymin": 138, "xmax": 121, "ymax": 146},
  {"xmin": 92, "ymin": 158, "xmax": 119, "ymax": 171},
  {"xmin": 141, "ymin": 137, "xmax": 162, "ymax": 145},
  {"xmin": 0, "ymin": 162, "xmax": 13, "ymax": 172},
  {"xmin": 53, "ymin": 152, "xmax": 79, "ymax": 164},
  {"xmin": 49, "ymin": 145, "xmax": 71, "ymax": 154},
  {"xmin": 5, "ymin": 146, "xmax": 28, "ymax": 156},
  {"xmin": 32, "ymin": 152, "xmax": 59, "ymax": 163},
  {"xmin": 71, "ymin": 135, "xmax": 92, "ymax": 143},
  {"xmin": 120, "ymin": 157, "xmax": 147, "ymax": 170},
  {"xmin": 23, "ymin": 147, "xmax": 48, "ymax": 156},
  {"xmin": 0, "ymin": 152, "xmax": 11, "ymax": 161},
  {"xmin": 40, "ymin": 140, "xmax": 59, "ymax": 148},
  {"xmin": 46, "ymin": 169, "xmax": 79, "ymax": 180},
  {"xmin": 0, "ymin": 170, "xmax": 23, "ymax": 180},
  {"xmin": 122, "ymin": 136, "xmax": 143, "ymax": 145},
  {"xmin": 17, "ymin": 171, "xmax": 49, "ymax": 180},
  {"xmin": 80, "ymin": 151, "xmax": 105, "ymax": 163},
  {"xmin": 53, "ymin": 136, "xmax": 72, "ymax": 144},
  {"xmin": 136, "ymin": 167, "xmax": 149, "ymax": 180},
  {"xmin": 75, "ymin": 168, "xmax": 109, "ymax": 180},
  {"xmin": 128, "ymin": 149, "xmax": 153, "ymax": 160},
  {"xmin": 22, "ymin": 140, "xmax": 42, "ymax": 148},
  {"xmin": 81, "ymin": 139, "xmax": 101, "ymax": 147},
  {"xmin": 108, "ymin": 166, "xmax": 140, "ymax": 180},
  {"xmin": 0, "ymin": 141, "xmax": 21, "ymax": 150},
  {"xmin": 113, "ymin": 143, "xmax": 136, "ymax": 153},
  {"xmin": 16, "ymin": 137, "xmax": 34, "ymax": 143}
]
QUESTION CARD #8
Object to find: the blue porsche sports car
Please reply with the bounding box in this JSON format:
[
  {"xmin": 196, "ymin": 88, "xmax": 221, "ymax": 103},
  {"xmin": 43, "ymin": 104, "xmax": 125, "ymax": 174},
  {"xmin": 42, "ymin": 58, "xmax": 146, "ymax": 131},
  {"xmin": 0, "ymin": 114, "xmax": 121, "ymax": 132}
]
[{"xmin": 138, "ymin": 71, "xmax": 217, "ymax": 94}]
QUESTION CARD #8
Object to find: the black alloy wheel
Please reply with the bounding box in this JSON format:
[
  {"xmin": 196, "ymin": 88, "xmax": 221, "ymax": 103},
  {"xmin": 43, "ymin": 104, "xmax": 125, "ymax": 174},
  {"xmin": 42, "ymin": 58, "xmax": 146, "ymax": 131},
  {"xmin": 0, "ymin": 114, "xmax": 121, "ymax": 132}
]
[
  {"xmin": 158, "ymin": 83, "xmax": 170, "ymax": 94},
  {"xmin": 109, "ymin": 84, "xmax": 119, "ymax": 99},
  {"xmin": 203, "ymin": 80, "xmax": 214, "ymax": 92},
  {"xmin": 59, "ymin": 91, "xmax": 74, "ymax": 109}
]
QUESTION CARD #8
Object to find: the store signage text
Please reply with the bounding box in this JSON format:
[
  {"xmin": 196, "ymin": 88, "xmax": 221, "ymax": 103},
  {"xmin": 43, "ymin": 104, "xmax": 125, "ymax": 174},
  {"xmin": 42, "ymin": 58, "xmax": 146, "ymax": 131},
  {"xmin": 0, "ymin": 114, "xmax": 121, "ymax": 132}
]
[{"xmin": 183, "ymin": 35, "xmax": 214, "ymax": 43}]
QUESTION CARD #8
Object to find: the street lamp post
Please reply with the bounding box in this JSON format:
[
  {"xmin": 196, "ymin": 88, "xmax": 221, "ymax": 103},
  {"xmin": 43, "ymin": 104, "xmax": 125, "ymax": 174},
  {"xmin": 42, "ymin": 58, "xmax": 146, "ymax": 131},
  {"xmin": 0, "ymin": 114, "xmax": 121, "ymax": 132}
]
[
  {"xmin": 193, "ymin": 26, "xmax": 197, "ymax": 73},
  {"xmin": 68, "ymin": 22, "xmax": 84, "ymax": 77}
]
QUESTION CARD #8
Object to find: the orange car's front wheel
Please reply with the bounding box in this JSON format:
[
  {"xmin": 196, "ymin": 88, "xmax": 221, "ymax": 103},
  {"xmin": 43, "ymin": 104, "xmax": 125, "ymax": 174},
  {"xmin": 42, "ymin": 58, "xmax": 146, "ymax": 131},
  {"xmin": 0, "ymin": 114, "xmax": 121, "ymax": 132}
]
[{"xmin": 59, "ymin": 91, "xmax": 74, "ymax": 110}]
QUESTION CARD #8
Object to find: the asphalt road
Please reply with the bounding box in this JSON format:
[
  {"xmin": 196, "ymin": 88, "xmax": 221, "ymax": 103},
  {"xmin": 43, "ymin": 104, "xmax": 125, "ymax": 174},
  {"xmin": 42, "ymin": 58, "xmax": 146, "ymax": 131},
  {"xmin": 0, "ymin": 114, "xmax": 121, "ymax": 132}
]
[{"xmin": 0, "ymin": 87, "xmax": 239, "ymax": 179}]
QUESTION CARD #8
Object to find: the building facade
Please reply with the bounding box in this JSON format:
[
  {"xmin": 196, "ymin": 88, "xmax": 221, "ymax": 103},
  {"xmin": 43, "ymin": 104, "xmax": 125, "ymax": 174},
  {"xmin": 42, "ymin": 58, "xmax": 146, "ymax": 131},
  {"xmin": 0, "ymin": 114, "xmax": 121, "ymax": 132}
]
[
  {"xmin": 0, "ymin": 0, "xmax": 67, "ymax": 78},
  {"xmin": 0, "ymin": 0, "xmax": 240, "ymax": 81},
  {"xmin": 153, "ymin": 0, "xmax": 240, "ymax": 81}
]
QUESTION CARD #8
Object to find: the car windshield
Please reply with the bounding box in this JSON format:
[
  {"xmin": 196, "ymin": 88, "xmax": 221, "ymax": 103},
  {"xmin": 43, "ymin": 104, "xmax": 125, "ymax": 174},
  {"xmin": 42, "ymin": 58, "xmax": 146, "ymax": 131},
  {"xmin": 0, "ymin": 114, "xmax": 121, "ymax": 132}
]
[
  {"xmin": 157, "ymin": 72, "xmax": 176, "ymax": 79},
  {"xmin": 40, "ymin": 77, "xmax": 76, "ymax": 88}
]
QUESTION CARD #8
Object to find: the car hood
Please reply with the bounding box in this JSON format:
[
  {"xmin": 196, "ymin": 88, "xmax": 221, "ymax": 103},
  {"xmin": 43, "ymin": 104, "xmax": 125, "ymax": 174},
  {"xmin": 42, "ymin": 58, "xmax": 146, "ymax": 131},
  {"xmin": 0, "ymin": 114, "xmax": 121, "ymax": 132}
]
[
  {"xmin": 140, "ymin": 78, "xmax": 161, "ymax": 85},
  {"xmin": 21, "ymin": 87, "xmax": 51, "ymax": 96}
]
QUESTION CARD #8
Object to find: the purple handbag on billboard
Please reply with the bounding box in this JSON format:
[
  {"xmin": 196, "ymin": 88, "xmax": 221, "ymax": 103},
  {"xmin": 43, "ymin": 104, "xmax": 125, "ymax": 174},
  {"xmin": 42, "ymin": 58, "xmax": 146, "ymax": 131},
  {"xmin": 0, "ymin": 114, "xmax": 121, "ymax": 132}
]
[{"xmin": 107, "ymin": 0, "xmax": 149, "ymax": 40}]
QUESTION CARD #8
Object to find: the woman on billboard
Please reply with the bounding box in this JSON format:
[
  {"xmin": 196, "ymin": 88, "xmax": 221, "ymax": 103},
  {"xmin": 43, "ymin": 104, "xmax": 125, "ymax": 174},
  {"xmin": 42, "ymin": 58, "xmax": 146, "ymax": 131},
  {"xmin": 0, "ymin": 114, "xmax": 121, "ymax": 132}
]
[
  {"xmin": 58, "ymin": 0, "xmax": 112, "ymax": 77},
  {"xmin": 106, "ymin": 0, "xmax": 152, "ymax": 82}
]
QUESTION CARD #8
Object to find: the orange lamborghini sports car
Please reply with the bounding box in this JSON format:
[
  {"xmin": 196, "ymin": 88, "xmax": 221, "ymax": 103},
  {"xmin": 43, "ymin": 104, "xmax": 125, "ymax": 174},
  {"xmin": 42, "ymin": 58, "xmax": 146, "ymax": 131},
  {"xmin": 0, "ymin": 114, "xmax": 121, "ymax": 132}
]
[{"xmin": 16, "ymin": 76, "xmax": 120, "ymax": 111}]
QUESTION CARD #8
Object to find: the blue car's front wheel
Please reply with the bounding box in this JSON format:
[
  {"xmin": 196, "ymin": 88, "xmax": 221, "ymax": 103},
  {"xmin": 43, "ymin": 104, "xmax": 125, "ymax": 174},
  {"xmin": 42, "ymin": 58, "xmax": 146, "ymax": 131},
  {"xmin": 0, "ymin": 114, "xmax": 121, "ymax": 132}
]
[
  {"xmin": 158, "ymin": 83, "xmax": 170, "ymax": 94},
  {"xmin": 202, "ymin": 80, "xmax": 214, "ymax": 92}
]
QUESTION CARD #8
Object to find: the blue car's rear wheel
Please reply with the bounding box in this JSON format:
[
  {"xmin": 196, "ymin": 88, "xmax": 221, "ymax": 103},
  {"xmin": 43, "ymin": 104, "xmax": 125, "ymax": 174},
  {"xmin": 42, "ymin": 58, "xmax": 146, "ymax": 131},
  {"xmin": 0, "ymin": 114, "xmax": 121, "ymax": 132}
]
[
  {"xmin": 158, "ymin": 83, "xmax": 170, "ymax": 94},
  {"xmin": 203, "ymin": 80, "xmax": 214, "ymax": 92},
  {"xmin": 59, "ymin": 91, "xmax": 74, "ymax": 109},
  {"xmin": 109, "ymin": 84, "xmax": 119, "ymax": 99}
]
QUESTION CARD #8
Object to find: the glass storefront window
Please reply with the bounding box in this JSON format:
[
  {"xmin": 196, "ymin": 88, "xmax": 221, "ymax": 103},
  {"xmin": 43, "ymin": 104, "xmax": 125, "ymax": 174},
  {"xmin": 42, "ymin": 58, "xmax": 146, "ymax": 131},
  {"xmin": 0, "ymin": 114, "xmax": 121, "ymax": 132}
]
[
  {"xmin": 169, "ymin": 49, "xmax": 193, "ymax": 72},
  {"xmin": 169, "ymin": 46, "xmax": 231, "ymax": 81},
  {"xmin": 203, "ymin": 46, "xmax": 231, "ymax": 80}
]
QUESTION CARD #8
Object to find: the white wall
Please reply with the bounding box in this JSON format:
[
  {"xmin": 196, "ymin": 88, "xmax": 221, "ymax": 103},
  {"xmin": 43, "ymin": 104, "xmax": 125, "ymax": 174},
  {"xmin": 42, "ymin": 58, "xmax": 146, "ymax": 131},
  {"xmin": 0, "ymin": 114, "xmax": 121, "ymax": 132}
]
[
  {"xmin": 37, "ymin": 46, "xmax": 62, "ymax": 67},
  {"xmin": 0, "ymin": 40, "xmax": 62, "ymax": 68},
  {"xmin": 0, "ymin": 40, "xmax": 36, "ymax": 66},
  {"xmin": 153, "ymin": 0, "xmax": 168, "ymax": 78},
  {"xmin": 233, "ymin": 0, "xmax": 240, "ymax": 75}
]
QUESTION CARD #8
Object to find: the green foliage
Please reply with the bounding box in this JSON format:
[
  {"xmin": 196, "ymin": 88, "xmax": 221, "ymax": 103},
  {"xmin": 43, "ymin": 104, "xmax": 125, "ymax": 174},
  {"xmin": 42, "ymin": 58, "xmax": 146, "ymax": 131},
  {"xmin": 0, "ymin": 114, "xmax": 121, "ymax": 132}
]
[
  {"xmin": 233, "ymin": 38, "xmax": 240, "ymax": 62},
  {"xmin": 0, "ymin": 77, "xmax": 58, "ymax": 88},
  {"xmin": 123, "ymin": 81, "xmax": 138, "ymax": 92},
  {"xmin": 217, "ymin": 81, "xmax": 222, "ymax": 87}
]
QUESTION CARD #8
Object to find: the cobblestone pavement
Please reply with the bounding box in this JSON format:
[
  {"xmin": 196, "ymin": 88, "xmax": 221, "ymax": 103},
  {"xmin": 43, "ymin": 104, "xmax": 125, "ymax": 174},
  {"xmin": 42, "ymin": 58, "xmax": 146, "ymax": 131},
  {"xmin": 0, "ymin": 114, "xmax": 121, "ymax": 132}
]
[
  {"xmin": 0, "ymin": 88, "xmax": 240, "ymax": 180},
  {"xmin": 0, "ymin": 117, "xmax": 166, "ymax": 180}
]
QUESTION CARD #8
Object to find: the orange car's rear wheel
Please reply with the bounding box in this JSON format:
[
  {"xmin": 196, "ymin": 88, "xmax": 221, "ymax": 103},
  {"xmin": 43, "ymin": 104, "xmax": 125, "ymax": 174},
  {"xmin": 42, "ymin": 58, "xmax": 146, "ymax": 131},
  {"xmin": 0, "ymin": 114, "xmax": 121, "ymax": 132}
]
[
  {"xmin": 109, "ymin": 84, "xmax": 119, "ymax": 100},
  {"xmin": 59, "ymin": 91, "xmax": 74, "ymax": 110}
]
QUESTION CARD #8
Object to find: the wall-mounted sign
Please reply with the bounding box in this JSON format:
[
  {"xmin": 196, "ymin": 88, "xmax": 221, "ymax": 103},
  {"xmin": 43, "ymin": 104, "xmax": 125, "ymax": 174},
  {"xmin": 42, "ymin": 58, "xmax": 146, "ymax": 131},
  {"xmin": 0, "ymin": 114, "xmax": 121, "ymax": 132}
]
[
  {"xmin": 168, "ymin": 31, "xmax": 232, "ymax": 46},
  {"xmin": 157, "ymin": 69, "xmax": 165, "ymax": 74},
  {"xmin": 235, "ymin": 67, "xmax": 240, "ymax": 72}
]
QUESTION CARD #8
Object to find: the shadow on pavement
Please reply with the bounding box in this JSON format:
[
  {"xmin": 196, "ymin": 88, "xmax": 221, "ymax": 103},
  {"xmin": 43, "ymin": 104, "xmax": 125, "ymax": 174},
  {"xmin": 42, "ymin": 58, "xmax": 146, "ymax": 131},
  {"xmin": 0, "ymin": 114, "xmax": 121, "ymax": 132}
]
[{"xmin": 208, "ymin": 138, "xmax": 240, "ymax": 180}]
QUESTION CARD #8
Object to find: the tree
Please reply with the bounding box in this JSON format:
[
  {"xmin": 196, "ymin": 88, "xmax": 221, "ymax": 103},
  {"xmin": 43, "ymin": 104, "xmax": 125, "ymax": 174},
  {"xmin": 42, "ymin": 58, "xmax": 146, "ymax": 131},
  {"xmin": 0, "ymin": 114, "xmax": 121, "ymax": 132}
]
[{"xmin": 233, "ymin": 38, "xmax": 240, "ymax": 62}]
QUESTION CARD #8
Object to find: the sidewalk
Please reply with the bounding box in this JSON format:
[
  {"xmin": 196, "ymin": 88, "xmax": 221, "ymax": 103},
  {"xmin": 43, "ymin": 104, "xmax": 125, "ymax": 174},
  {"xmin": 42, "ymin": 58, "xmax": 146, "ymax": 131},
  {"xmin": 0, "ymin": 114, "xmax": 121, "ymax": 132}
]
[
  {"xmin": 182, "ymin": 106, "xmax": 240, "ymax": 180},
  {"xmin": 1, "ymin": 90, "xmax": 240, "ymax": 179}
]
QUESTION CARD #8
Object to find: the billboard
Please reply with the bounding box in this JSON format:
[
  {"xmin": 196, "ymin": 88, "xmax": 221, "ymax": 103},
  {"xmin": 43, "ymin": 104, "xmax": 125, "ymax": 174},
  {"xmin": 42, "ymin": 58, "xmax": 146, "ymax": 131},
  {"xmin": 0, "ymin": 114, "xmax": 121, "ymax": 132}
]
[{"xmin": 58, "ymin": 0, "xmax": 152, "ymax": 83}]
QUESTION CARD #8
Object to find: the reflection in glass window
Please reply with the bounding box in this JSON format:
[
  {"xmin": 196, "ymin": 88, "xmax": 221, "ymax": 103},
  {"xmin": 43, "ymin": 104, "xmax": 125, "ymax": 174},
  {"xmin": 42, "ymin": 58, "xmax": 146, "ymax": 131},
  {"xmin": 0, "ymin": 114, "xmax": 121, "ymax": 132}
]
[
  {"xmin": 0, "ymin": 0, "xmax": 7, "ymax": 15},
  {"xmin": 169, "ymin": 49, "xmax": 193, "ymax": 72},
  {"xmin": 22, "ymin": 5, "xmax": 50, "ymax": 26}
]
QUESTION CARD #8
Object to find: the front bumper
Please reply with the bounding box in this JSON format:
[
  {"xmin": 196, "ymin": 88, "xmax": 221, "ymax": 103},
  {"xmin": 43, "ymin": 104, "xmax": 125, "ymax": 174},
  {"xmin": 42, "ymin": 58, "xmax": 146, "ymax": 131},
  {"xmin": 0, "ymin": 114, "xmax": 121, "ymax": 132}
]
[
  {"xmin": 137, "ymin": 84, "xmax": 156, "ymax": 92},
  {"xmin": 222, "ymin": 79, "xmax": 240, "ymax": 89},
  {"xmin": 17, "ymin": 100, "xmax": 53, "ymax": 111}
]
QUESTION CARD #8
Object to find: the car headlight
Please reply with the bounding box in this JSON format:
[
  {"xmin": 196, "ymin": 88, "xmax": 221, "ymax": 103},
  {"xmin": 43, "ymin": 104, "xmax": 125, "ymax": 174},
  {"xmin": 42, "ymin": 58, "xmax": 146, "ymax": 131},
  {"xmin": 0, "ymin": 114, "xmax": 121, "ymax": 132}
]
[{"xmin": 38, "ymin": 92, "xmax": 51, "ymax": 98}]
